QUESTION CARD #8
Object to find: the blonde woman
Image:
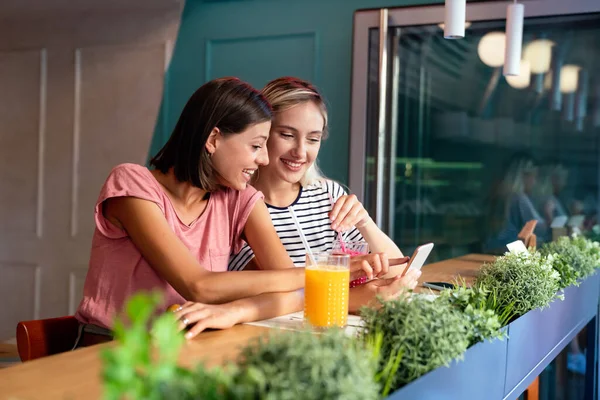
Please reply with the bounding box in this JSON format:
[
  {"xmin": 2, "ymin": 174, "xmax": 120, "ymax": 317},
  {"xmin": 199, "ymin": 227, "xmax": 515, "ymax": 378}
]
[
  {"xmin": 485, "ymin": 155, "xmax": 551, "ymax": 252},
  {"xmin": 229, "ymin": 77, "xmax": 420, "ymax": 311}
]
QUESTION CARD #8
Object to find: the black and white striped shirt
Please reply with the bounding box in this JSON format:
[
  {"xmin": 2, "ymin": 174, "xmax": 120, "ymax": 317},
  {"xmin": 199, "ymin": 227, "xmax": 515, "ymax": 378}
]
[{"xmin": 228, "ymin": 180, "xmax": 364, "ymax": 271}]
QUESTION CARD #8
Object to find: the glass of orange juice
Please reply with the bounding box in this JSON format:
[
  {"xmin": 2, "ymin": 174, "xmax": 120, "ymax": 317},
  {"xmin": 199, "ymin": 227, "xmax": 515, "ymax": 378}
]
[{"xmin": 304, "ymin": 252, "xmax": 350, "ymax": 328}]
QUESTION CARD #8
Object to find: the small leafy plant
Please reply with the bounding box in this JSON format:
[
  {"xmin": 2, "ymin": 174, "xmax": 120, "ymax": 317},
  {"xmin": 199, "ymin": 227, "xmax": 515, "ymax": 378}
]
[
  {"xmin": 236, "ymin": 328, "xmax": 381, "ymax": 400},
  {"xmin": 436, "ymin": 281, "xmax": 506, "ymax": 345},
  {"xmin": 360, "ymin": 296, "xmax": 470, "ymax": 392},
  {"xmin": 102, "ymin": 292, "xmax": 185, "ymax": 400},
  {"xmin": 474, "ymin": 251, "xmax": 561, "ymax": 321},
  {"xmin": 540, "ymin": 235, "xmax": 600, "ymax": 288},
  {"xmin": 102, "ymin": 292, "xmax": 248, "ymax": 400},
  {"xmin": 577, "ymin": 235, "xmax": 600, "ymax": 267}
]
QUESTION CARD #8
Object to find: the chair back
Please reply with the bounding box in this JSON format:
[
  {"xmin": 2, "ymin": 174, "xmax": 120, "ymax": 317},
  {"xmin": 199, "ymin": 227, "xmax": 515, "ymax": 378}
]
[
  {"xmin": 518, "ymin": 220, "xmax": 538, "ymax": 250},
  {"xmin": 16, "ymin": 316, "xmax": 79, "ymax": 362}
]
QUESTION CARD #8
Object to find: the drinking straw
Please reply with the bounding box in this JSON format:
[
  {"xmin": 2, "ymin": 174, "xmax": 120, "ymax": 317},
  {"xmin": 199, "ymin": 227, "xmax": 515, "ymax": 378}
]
[
  {"xmin": 327, "ymin": 192, "xmax": 347, "ymax": 253},
  {"xmin": 288, "ymin": 206, "xmax": 317, "ymax": 265}
]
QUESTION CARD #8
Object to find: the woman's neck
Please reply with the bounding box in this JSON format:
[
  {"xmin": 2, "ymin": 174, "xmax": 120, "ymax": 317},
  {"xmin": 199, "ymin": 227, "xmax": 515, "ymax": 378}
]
[
  {"xmin": 151, "ymin": 168, "xmax": 208, "ymax": 207},
  {"xmin": 253, "ymin": 168, "xmax": 300, "ymax": 208}
]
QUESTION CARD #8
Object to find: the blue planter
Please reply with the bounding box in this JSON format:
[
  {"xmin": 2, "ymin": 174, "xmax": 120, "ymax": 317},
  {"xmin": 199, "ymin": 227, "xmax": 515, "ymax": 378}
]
[
  {"xmin": 386, "ymin": 336, "xmax": 508, "ymax": 400},
  {"xmin": 503, "ymin": 272, "xmax": 600, "ymax": 398},
  {"xmin": 386, "ymin": 273, "xmax": 600, "ymax": 400}
]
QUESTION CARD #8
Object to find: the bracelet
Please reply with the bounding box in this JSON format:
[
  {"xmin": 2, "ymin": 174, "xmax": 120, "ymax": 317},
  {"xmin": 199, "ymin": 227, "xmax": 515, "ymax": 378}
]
[{"xmin": 350, "ymin": 276, "xmax": 369, "ymax": 288}]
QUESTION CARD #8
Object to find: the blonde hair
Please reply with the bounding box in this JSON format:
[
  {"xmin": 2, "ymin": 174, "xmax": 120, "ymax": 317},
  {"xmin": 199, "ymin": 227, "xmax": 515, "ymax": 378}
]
[{"xmin": 261, "ymin": 77, "xmax": 329, "ymax": 187}]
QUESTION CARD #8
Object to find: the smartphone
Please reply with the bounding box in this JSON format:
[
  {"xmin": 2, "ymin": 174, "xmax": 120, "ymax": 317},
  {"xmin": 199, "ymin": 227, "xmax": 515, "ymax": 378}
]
[
  {"xmin": 380, "ymin": 243, "xmax": 434, "ymax": 279},
  {"xmin": 422, "ymin": 281, "xmax": 455, "ymax": 291},
  {"xmin": 403, "ymin": 243, "xmax": 434, "ymax": 275}
]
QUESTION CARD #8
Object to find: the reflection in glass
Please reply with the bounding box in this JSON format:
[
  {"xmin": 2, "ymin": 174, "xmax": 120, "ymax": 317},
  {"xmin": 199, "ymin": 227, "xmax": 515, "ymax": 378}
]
[{"xmin": 365, "ymin": 13, "xmax": 600, "ymax": 263}]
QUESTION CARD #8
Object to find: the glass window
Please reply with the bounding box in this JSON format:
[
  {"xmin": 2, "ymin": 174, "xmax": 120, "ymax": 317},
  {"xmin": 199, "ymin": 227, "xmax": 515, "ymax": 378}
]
[{"xmin": 364, "ymin": 13, "xmax": 600, "ymax": 262}]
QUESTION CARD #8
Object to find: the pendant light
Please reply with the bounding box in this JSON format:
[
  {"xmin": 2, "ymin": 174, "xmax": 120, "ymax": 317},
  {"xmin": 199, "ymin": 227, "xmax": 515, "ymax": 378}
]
[
  {"xmin": 504, "ymin": 1, "xmax": 524, "ymax": 76},
  {"xmin": 444, "ymin": 0, "xmax": 466, "ymax": 39}
]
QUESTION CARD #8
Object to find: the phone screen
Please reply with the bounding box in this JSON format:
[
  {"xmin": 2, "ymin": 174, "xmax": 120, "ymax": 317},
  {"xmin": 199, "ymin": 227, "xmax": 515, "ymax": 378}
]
[{"xmin": 407, "ymin": 243, "xmax": 434, "ymax": 272}]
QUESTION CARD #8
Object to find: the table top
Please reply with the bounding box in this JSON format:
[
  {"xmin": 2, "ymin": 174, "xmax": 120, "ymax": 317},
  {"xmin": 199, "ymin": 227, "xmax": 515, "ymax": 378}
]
[
  {"xmin": 0, "ymin": 254, "xmax": 495, "ymax": 400},
  {"xmin": 414, "ymin": 253, "xmax": 494, "ymax": 292}
]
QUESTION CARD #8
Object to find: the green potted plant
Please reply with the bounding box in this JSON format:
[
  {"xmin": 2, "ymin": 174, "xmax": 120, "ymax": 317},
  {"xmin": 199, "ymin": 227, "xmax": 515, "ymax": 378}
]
[
  {"xmin": 474, "ymin": 251, "xmax": 561, "ymax": 321},
  {"xmin": 360, "ymin": 295, "xmax": 471, "ymax": 394}
]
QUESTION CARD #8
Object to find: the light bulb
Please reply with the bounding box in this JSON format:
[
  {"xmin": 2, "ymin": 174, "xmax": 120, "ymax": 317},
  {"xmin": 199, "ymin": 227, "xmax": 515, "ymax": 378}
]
[
  {"xmin": 560, "ymin": 65, "xmax": 581, "ymax": 93},
  {"xmin": 478, "ymin": 32, "xmax": 506, "ymax": 67},
  {"xmin": 524, "ymin": 39, "xmax": 555, "ymax": 74},
  {"xmin": 506, "ymin": 60, "xmax": 531, "ymax": 89}
]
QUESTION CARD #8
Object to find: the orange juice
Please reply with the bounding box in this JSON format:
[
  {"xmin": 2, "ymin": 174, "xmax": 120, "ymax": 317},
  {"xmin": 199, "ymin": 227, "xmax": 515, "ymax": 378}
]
[{"xmin": 304, "ymin": 265, "xmax": 350, "ymax": 328}]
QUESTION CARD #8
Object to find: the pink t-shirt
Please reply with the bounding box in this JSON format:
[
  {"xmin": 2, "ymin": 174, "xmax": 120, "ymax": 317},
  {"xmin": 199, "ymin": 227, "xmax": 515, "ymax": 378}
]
[{"xmin": 75, "ymin": 163, "xmax": 263, "ymax": 329}]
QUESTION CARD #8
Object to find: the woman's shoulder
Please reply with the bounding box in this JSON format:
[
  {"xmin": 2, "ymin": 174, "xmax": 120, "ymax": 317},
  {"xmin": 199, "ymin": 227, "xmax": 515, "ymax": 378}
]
[
  {"xmin": 107, "ymin": 163, "xmax": 154, "ymax": 183},
  {"xmin": 99, "ymin": 163, "xmax": 163, "ymax": 203}
]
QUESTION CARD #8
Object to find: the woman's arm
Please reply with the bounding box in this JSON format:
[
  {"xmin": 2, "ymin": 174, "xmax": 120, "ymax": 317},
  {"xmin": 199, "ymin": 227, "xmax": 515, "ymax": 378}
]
[
  {"xmin": 105, "ymin": 196, "xmax": 304, "ymax": 304},
  {"xmin": 330, "ymin": 194, "xmax": 403, "ymax": 258},
  {"xmin": 356, "ymin": 218, "xmax": 403, "ymax": 257},
  {"xmin": 174, "ymin": 290, "xmax": 304, "ymax": 339},
  {"xmin": 242, "ymin": 200, "xmax": 297, "ymax": 270}
]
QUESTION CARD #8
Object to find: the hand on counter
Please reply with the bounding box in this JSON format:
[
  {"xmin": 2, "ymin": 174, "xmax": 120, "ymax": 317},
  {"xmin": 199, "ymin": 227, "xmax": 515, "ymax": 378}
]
[{"xmin": 171, "ymin": 301, "xmax": 241, "ymax": 339}]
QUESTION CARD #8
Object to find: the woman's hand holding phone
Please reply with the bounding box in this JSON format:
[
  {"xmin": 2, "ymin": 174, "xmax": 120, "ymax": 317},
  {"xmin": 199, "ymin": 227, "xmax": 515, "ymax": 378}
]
[{"xmin": 348, "ymin": 269, "xmax": 422, "ymax": 312}]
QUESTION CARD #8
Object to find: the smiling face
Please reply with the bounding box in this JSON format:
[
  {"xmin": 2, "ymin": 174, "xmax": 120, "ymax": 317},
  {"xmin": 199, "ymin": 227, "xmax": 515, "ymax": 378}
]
[
  {"xmin": 263, "ymin": 101, "xmax": 325, "ymax": 185},
  {"xmin": 208, "ymin": 121, "xmax": 271, "ymax": 190}
]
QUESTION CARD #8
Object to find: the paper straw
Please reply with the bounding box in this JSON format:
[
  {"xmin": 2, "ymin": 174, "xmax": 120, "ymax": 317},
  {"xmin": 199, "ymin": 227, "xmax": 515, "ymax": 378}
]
[{"xmin": 288, "ymin": 206, "xmax": 317, "ymax": 265}]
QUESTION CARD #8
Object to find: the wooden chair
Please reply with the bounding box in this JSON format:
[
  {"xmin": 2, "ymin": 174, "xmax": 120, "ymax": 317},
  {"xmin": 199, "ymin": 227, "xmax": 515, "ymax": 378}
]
[{"xmin": 16, "ymin": 316, "xmax": 80, "ymax": 362}]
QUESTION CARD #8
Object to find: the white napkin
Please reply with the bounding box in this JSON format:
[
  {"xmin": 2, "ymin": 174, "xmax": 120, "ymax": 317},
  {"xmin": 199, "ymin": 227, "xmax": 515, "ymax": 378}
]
[{"xmin": 244, "ymin": 312, "xmax": 364, "ymax": 336}]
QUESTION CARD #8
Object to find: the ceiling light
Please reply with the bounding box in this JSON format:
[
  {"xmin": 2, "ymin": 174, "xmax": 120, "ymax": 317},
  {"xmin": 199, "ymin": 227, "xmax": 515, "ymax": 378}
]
[
  {"xmin": 478, "ymin": 32, "xmax": 506, "ymax": 67},
  {"xmin": 560, "ymin": 65, "xmax": 581, "ymax": 93},
  {"xmin": 504, "ymin": 2, "xmax": 525, "ymax": 76},
  {"xmin": 444, "ymin": 0, "xmax": 466, "ymax": 39},
  {"xmin": 524, "ymin": 39, "xmax": 555, "ymax": 74}
]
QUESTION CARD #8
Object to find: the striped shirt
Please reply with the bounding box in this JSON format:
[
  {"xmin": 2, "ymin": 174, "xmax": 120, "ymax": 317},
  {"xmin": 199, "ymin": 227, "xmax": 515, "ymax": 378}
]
[{"xmin": 228, "ymin": 180, "xmax": 364, "ymax": 271}]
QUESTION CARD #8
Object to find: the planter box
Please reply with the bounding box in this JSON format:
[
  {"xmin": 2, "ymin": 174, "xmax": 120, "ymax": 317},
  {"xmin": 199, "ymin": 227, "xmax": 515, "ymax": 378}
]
[
  {"xmin": 386, "ymin": 336, "xmax": 508, "ymax": 400},
  {"xmin": 503, "ymin": 272, "xmax": 600, "ymax": 398},
  {"xmin": 386, "ymin": 273, "xmax": 600, "ymax": 400}
]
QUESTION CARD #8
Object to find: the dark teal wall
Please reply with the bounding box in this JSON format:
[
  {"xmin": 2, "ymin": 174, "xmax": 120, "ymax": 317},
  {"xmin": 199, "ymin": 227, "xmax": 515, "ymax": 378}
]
[{"xmin": 150, "ymin": 0, "xmax": 436, "ymax": 184}]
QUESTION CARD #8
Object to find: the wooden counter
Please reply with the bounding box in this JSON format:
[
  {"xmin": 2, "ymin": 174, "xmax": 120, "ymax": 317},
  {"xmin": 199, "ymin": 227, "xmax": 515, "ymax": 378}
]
[
  {"xmin": 415, "ymin": 253, "xmax": 494, "ymax": 292},
  {"xmin": 0, "ymin": 324, "xmax": 272, "ymax": 400},
  {"xmin": 0, "ymin": 255, "xmax": 492, "ymax": 400}
]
